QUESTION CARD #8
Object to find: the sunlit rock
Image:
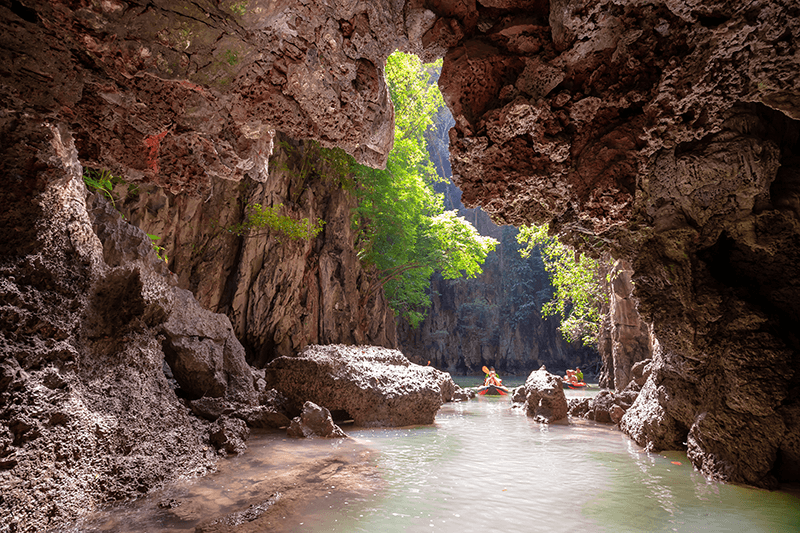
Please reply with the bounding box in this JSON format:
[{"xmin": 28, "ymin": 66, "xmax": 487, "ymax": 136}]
[
  {"xmin": 522, "ymin": 368, "xmax": 568, "ymax": 423},
  {"xmin": 266, "ymin": 345, "xmax": 450, "ymax": 426}
]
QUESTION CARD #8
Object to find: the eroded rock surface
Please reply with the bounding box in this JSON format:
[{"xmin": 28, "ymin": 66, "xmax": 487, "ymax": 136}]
[
  {"xmin": 597, "ymin": 260, "xmax": 654, "ymax": 391},
  {"xmin": 287, "ymin": 401, "xmax": 348, "ymax": 439},
  {"xmin": 0, "ymin": 0, "xmax": 421, "ymax": 191},
  {"xmin": 430, "ymin": 0, "xmax": 800, "ymax": 488},
  {"xmin": 522, "ymin": 368, "xmax": 568, "ymax": 423},
  {"xmin": 116, "ymin": 138, "xmax": 397, "ymax": 367},
  {"xmin": 0, "ymin": 120, "xmax": 249, "ymax": 531},
  {"xmin": 266, "ymin": 345, "xmax": 451, "ymax": 426}
]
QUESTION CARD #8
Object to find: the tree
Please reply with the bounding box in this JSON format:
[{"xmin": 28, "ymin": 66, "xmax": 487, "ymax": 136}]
[
  {"xmin": 516, "ymin": 224, "xmax": 607, "ymax": 346},
  {"xmin": 353, "ymin": 52, "xmax": 498, "ymax": 326}
]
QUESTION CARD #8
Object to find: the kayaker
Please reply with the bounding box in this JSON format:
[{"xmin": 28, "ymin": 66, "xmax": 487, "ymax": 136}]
[
  {"xmin": 576, "ymin": 368, "xmax": 584, "ymax": 382},
  {"xmin": 484, "ymin": 367, "xmax": 502, "ymax": 387}
]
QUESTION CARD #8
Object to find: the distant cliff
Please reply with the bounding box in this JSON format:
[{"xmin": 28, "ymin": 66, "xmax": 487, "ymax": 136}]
[{"xmin": 398, "ymin": 177, "xmax": 599, "ymax": 376}]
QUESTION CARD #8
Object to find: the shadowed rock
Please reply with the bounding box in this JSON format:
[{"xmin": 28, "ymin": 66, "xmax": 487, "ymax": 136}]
[
  {"xmin": 209, "ymin": 416, "xmax": 250, "ymax": 456},
  {"xmin": 287, "ymin": 402, "xmax": 347, "ymax": 439},
  {"xmin": 523, "ymin": 368, "xmax": 568, "ymax": 423},
  {"xmin": 266, "ymin": 345, "xmax": 450, "ymax": 427}
]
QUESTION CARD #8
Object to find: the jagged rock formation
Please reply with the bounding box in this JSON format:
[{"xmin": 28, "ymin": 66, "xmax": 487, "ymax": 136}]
[
  {"xmin": 0, "ymin": 121, "xmax": 259, "ymax": 531},
  {"xmin": 115, "ymin": 137, "xmax": 397, "ymax": 367},
  {"xmin": 431, "ymin": 0, "xmax": 800, "ymax": 488},
  {"xmin": 597, "ymin": 259, "xmax": 653, "ymax": 390},
  {"xmin": 521, "ymin": 368, "xmax": 568, "ymax": 423},
  {"xmin": 0, "ymin": 0, "xmax": 421, "ymax": 187},
  {"xmin": 286, "ymin": 401, "xmax": 348, "ymax": 439},
  {"xmin": 2, "ymin": 8, "xmax": 800, "ymax": 533},
  {"xmin": 266, "ymin": 344, "xmax": 454, "ymax": 426}
]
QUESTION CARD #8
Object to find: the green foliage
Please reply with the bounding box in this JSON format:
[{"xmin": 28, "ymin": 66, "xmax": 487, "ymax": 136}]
[
  {"xmin": 147, "ymin": 233, "xmax": 169, "ymax": 263},
  {"xmin": 517, "ymin": 224, "xmax": 607, "ymax": 346},
  {"xmin": 228, "ymin": 203, "xmax": 325, "ymax": 241},
  {"xmin": 228, "ymin": 0, "xmax": 248, "ymax": 16},
  {"xmin": 352, "ymin": 51, "xmax": 497, "ymax": 327},
  {"xmin": 277, "ymin": 140, "xmax": 354, "ymax": 199},
  {"xmin": 223, "ymin": 49, "xmax": 239, "ymax": 66},
  {"xmin": 82, "ymin": 168, "xmax": 122, "ymax": 208}
]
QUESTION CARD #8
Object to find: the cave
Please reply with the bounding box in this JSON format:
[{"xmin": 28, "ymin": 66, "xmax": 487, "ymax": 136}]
[{"xmin": 2, "ymin": 0, "xmax": 800, "ymax": 529}]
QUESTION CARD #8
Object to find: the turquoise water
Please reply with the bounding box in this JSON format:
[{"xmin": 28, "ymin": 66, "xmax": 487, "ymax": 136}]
[
  {"xmin": 78, "ymin": 388, "xmax": 800, "ymax": 532},
  {"xmin": 306, "ymin": 397, "xmax": 799, "ymax": 532}
]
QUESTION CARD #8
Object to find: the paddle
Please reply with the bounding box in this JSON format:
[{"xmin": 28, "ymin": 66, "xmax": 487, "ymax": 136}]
[{"xmin": 482, "ymin": 365, "xmax": 490, "ymax": 375}]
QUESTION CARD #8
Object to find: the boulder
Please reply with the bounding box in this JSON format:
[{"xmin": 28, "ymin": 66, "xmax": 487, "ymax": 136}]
[
  {"xmin": 209, "ymin": 416, "xmax": 249, "ymax": 456},
  {"xmin": 451, "ymin": 385, "xmax": 475, "ymax": 402},
  {"xmin": 568, "ymin": 398, "xmax": 592, "ymax": 418},
  {"xmin": 266, "ymin": 345, "xmax": 448, "ymax": 427},
  {"xmin": 161, "ymin": 288, "xmax": 257, "ymax": 406},
  {"xmin": 511, "ymin": 385, "xmax": 527, "ymax": 403},
  {"xmin": 523, "ymin": 369, "xmax": 568, "ymax": 423},
  {"xmin": 287, "ymin": 402, "xmax": 347, "ymax": 439}
]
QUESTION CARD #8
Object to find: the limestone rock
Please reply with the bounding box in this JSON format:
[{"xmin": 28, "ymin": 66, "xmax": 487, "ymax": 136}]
[
  {"xmin": 162, "ymin": 288, "xmax": 257, "ymax": 405},
  {"xmin": 209, "ymin": 416, "xmax": 250, "ymax": 456},
  {"xmin": 0, "ymin": 120, "xmax": 221, "ymax": 531},
  {"xmin": 597, "ymin": 260, "xmax": 654, "ymax": 391},
  {"xmin": 266, "ymin": 345, "xmax": 448, "ymax": 427},
  {"xmin": 426, "ymin": 0, "xmax": 800, "ymax": 488},
  {"xmin": 567, "ymin": 398, "xmax": 592, "ymax": 418},
  {"xmin": 287, "ymin": 402, "xmax": 347, "ymax": 439},
  {"xmin": 117, "ymin": 138, "xmax": 398, "ymax": 367},
  {"xmin": 511, "ymin": 385, "xmax": 527, "ymax": 404},
  {"xmin": 451, "ymin": 385, "xmax": 475, "ymax": 402},
  {"xmin": 523, "ymin": 369, "xmax": 568, "ymax": 423}
]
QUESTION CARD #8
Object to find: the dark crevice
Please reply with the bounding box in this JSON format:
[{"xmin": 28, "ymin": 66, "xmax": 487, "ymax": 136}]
[{"xmin": 6, "ymin": 0, "xmax": 38, "ymax": 23}]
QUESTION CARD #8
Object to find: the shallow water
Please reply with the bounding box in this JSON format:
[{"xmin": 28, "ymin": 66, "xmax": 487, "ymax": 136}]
[{"xmin": 79, "ymin": 387, "xmax": 800, "ymax": 532}]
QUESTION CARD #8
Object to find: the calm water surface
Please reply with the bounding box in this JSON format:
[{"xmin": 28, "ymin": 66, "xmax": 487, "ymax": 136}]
[{"xmin": 82, "ymin": 383, "xmax": 800, "ymax": 532}]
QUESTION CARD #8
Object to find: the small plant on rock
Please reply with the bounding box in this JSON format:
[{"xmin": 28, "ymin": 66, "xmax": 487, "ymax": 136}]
[{"xmin": 227, "ymin": 203, "xmax": 325, "ymax": 242}]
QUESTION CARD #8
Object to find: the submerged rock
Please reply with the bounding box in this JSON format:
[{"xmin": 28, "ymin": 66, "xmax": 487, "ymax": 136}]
[
  {"xmin": 266, "ymin": 345, "xmax": 449, "ymax": 427},
  {"xmin": 522, "ymin": 369, "xmax": 568, "ymax": 423},
  {"xmin": 287, "ymin": 402, "xmax": 347, "ymax": 439}
]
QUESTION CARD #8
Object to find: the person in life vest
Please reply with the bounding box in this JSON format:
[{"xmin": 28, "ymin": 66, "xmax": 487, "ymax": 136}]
[
  {"xmin": 576, "ymin": 368, "xmax": 584, "ymax": 382},
  {"xmin": 484, "ymin": 367, "xmax": 502, "ymax": 387}
]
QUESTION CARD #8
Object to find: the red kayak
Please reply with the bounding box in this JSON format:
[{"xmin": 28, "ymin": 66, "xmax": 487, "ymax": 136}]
[
  {"xmin": 563, "ymin": 380, "xmax": 587, "ymax": 389},
  {"xmin": 477, "ymin": 384, "xmax": 510, "ymax": 396}
]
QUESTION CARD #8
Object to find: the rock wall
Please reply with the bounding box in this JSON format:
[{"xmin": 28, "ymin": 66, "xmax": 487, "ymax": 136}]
[
  {"xmin": 597, "ymin": 259, "xmax": 653, "ymax": 391},
  {"xmin": 398, "ymin": 182, "xmax": 599, "ymax": 375},
  {"xmin": 115, "ymin": 137, "xmax": 397, "ymax": 367},
  {"xmin": 0, "ymin": 119, "xmax": 258, "ymax": 532},
  {"xmin": 429, "ymin": 0, "xmax": 800, "ymax": 488}
]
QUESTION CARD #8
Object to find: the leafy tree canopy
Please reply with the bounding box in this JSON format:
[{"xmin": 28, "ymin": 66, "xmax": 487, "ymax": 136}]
[
  {"xmin": 517, "ymin": 224, "xmax": 607, "ymax": 346},
  {"xmin": 353, "ymin": 51, "xmax": 498, "ymax": 327}
]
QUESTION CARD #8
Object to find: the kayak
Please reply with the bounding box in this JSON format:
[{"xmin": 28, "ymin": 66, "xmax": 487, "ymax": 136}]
[
  {"xmin": 477, "ymin": 384, "xmax": 510, "ymax": 396},
  {"xmin": 563, "ymin": 380, "xmax": 587, "ymax": 389}
]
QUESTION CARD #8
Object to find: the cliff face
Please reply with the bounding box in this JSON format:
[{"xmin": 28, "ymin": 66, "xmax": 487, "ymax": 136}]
[
  {"xmin": 0, "ymin": 120, "xmax": 256, "ymax": 531},
  {"xmin": 398, "ymin": 182, "xmax": 599, "ymax": 375},
  {"xmin": 430, "ymin": 0, "xmax": 800, "ymax": 488},
  {"xmin": 116, "ymin": 137, "xmax": 397, "ymax": 367},
  {"xmin": 597, "ymin": 259, "xmax": 653, "ymax": 391}
]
